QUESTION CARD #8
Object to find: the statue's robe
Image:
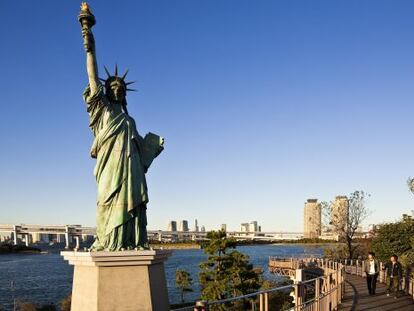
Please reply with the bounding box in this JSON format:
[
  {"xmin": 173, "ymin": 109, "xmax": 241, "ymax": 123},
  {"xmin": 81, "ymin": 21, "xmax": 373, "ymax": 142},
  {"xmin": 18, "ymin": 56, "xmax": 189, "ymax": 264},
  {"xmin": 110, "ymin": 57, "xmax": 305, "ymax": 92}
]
[{"xmin": 83, "ymin": 84, "xmax": 163, "ymax": 251}]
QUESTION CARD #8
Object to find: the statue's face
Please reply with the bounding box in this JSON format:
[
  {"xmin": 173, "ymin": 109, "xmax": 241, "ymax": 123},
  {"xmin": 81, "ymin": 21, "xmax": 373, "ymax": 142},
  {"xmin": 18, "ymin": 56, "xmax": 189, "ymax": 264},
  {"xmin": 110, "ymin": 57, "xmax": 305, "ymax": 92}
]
[{"xmin": 108, "ymin": 80, "xmax": 125, "ymax": 103}]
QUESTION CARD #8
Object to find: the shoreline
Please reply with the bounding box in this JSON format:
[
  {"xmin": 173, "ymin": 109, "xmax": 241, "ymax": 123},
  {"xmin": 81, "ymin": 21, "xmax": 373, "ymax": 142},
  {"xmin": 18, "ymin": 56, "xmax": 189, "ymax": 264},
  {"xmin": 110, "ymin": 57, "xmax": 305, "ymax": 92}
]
[{"xmin": 0, "ymin": 244, "xmax": 41, "ymax": 254}]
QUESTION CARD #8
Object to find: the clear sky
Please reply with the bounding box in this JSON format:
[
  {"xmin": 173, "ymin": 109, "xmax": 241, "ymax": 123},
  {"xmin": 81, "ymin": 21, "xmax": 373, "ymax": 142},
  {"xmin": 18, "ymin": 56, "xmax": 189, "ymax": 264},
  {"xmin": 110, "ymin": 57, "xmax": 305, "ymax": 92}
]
[{"xmin": 1, "ymin": 0, "xmax": 414, "ymax": 232}]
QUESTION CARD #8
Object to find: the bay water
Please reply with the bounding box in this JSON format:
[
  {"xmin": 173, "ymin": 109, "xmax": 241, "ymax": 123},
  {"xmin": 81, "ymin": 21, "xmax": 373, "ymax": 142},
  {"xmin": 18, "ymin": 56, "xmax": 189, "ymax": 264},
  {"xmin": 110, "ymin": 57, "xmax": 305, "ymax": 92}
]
[{"xmin": 0, "ymin": 244, "xmax": 323, "ymax": 310}]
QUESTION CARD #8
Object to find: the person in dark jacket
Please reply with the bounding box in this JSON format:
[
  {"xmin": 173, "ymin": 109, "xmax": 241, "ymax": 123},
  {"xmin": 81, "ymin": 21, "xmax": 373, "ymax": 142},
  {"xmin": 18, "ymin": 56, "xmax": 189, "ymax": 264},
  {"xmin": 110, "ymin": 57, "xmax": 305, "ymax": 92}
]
[
  {"xmin": 364, "ymin": 252, "xmax": 380, "ymax": 295},
  {"xmin": 383, "ymin": 254, "xmax": 403, "ymax": 298}
]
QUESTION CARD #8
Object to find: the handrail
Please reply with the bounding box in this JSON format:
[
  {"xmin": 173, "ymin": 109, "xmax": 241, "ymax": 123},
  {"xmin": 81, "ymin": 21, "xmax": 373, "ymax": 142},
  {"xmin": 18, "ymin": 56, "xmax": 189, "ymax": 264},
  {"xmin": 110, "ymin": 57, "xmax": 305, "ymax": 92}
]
[
  {"xmin": 206, "ymin": 284, "xmax": 294, "ymax": 305},
  {"xmin": 172, "ymin": 258, "xmax": 345, "ymax": 311},
  {"xmin": 342, "ymin": 259, "xmax": 414, "ymax": 299}
]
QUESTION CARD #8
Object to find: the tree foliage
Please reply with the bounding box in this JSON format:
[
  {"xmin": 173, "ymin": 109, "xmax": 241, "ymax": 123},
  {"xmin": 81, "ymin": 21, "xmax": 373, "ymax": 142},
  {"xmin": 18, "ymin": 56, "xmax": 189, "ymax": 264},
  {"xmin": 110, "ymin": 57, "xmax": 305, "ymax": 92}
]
[
  {"xmin": 372, "ymin": 214, "xmax": 414, "ymax": 268},
  {"xmin": 199, "ymin": 230, "xmax": 263, "ymax": 310},
  {"xmin": 323, "ymin": 239, "xmax": 372, "ymax": 260},
  {"xmin": 407, "ymin": 177, "xmax": 414, "ymax": 195},
  {"xmin": 322, "ymin": 190, "xmax": 370, "ymax": 259},
  {"xmin": 175, "ymin": 269, "xmax": 193, "ymax": 303}
]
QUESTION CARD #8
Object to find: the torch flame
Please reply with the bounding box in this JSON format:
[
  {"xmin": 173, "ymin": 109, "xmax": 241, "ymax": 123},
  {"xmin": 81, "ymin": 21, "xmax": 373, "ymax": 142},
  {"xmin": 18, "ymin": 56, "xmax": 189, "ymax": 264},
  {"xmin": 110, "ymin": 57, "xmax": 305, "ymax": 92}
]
[{"xmin": 80, "ymin": 2, "xmax": 91, "ymax": 12}]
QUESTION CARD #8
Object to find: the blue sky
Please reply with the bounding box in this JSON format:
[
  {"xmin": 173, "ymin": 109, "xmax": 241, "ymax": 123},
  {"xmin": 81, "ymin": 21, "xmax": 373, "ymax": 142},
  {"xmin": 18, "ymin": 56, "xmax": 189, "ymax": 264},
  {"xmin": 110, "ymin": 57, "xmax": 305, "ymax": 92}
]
[{"xmin": 1, "ymin": 0, "xmax": 414, "ymax": 231}]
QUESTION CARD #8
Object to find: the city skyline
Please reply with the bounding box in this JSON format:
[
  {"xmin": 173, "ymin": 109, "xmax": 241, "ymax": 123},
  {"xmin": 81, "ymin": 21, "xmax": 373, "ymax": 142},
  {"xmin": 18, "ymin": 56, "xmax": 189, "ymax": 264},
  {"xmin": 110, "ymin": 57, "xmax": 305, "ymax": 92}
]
[{"xmin": 1, "ymin": 1, "xmax": 414, "ymax": 232}]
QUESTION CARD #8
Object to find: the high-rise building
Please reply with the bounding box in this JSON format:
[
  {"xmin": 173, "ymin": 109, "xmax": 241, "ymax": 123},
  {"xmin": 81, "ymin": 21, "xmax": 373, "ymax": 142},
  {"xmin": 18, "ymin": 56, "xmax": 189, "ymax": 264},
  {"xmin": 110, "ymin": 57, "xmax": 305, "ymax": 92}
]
[
  {"xmin": 331, "ymin": 196, "xmax": 348, "ymax": 238},
  {"xmin": 240, "ymin": 221, "xmax": 260, "ymax": 233},
  {"xmin": 240, "ymin": 223, "xmax": 249, "ymax": 232},
  {"xmin": 249, "ymin": 221, "xmax": 258, "ymax": 232},
  {"xmin": 220, "ymin": 224, "xmax": 227, "ymax": 232},
  {"xmin": 178, "ymin": 220, "xmax": 189, "ymax": 232},
  {"xmin": 167, "ymin": 221, "xmax": 177, "ymax": 232},
  {"xmin": 304, "ymin": 199, "xmax": 322, "ymax": 239},
  {"xmin": 194, "ymin": 219, "xmax": 199, "ymax": 232},
  {"xmin": 200, "ymin": 225, "xmax": 206, "ymax": 232}
]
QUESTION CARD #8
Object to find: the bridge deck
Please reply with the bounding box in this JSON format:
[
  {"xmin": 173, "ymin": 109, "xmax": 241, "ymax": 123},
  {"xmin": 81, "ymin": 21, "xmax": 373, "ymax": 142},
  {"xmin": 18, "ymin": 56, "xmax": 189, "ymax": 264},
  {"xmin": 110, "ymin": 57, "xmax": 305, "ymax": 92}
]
[{"xmin": 339, "ymin": 273, "xmax": 414, "ymax": 311}]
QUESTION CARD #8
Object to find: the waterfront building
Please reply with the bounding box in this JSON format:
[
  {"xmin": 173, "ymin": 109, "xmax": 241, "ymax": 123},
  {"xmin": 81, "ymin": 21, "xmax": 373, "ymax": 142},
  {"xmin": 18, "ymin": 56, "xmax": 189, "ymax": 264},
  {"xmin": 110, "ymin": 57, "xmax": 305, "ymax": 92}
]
[
  {"xmin": 200, "ymin": 225, "xmax": 206, "ymax": 232},
  {"xmin": 249, "ymin": 221, "xmax": 258, "ymax": 232},
  {"xmin": 221, "ymin": 224, "xmax": 227, "ymax": 231},
  {"xmin": 193, "ymin": 219, "xmax": 199, "ymax": 232},
  {"xmin": 178, "ymin": 220, "xmax": 189, "ymax": 232},
  {"xmin": 167, "ymin": 221, "xmax": 177, "ymax": 232},
  {"xmin": 303, "ymin": 199, "xmax": 321, "ymax": 239},
  {"xmin": 331, "ymin": 195, "xmax": 348, "ymax": 239},
  {"xmin": 240, "ymin": 221, "xmax": 260, "ymax": 233},
  {"xmin": 240, "ymin": 223, "xmax": 249, "ymax": 232}
]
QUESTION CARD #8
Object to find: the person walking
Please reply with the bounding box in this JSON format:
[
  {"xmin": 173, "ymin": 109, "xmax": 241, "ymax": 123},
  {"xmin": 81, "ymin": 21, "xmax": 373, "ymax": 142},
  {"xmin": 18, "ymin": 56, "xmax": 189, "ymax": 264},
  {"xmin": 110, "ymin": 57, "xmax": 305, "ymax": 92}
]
[
  {"xmin": 383, "ymin": 254, "xmax": 403, "ymax": 298},
  {"xmin": 364, "ymin": 252, "xmax": 379, "ymax": 295}
]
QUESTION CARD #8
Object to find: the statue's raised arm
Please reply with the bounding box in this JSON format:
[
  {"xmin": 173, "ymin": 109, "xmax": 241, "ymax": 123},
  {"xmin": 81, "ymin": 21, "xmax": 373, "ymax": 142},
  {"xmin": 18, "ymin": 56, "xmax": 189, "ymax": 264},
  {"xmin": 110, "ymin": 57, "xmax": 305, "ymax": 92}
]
[{"xmin": 78, "ymin": 3, "xmax": 99, "ymax": 94}]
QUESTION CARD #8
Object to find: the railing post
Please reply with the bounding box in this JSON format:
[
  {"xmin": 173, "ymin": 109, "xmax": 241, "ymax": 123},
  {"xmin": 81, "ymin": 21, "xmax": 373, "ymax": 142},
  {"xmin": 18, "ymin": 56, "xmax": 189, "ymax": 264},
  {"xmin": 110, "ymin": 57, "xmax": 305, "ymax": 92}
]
[
  {"xmin": 264, "ymin": 292, "xmax": 268, "ymax": 311},
  {"xmin": 194, "ymin": 300, "xmax": 207, "ymax": 311},
  {"xmin": 315, "ymin": 278, "xmax": 321, "ymax": 311},
  {"xmin": 342, "ymin": 267, "xmax": 345, "ymax": 296},
  {"xmin": 336, "ymin": 270, "xmax": 340, "ymax": 306},
  {"xmin": 402, "ymin": 275, "xmax": 406, "ymax": 293},
  {"xmin": 361, "ymin": 260, "xmax": 365, "ymax": 277},
  {"xmin": 379, "ymin": 262, "xmax": 384, "ymax": 283},
  {"xmin": 327, "ymin": 274, "xmax": 331, "ymax": 309},
  {"xmin": 294, "ymin": 283, "xmax": 303, "ymax": 311},
  {"xmin": 259, "ymin": 293, "xmax": 263, "ymax": 311}
]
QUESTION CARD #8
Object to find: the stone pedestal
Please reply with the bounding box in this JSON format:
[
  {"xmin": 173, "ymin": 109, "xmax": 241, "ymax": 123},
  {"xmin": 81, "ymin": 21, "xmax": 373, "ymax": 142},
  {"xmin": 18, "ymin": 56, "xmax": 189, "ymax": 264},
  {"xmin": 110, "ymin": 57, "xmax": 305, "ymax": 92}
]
[{"xmin": 61, "ymin": 250, "xmax": 172, "ymax": 311}]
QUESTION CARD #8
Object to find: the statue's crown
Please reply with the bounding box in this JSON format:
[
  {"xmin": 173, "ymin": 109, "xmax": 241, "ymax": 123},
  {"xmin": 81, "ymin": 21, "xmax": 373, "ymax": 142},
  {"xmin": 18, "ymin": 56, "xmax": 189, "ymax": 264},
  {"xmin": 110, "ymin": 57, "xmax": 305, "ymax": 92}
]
[{"xmin": 100, "ymin": 65, "xmax": 136, "ymax": 93}]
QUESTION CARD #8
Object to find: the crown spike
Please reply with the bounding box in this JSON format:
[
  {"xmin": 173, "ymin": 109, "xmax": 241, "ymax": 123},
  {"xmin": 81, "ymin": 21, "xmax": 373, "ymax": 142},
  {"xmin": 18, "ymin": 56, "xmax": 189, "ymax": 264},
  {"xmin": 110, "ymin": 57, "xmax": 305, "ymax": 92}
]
[
  {"xmin": 126, "ymin": 88, "xmax": 137, "ymax": 92},
  {"xmin": 122, "ymin": 69, "xmax": 129, "ymax": 80},
  {"xmin": 104, "ymin": 66, "xmax": 111, "ymax": 78},
  {"xmin": 115, "ymin": 64, "xmax": 118, "ymax": 77},
  {"xmin": 99, "ymin": 77, "xmax": 106, "ymax": 82},
  {"xmin": 125, "ymin": 81, "xmax": 135, "ymax": 85}
]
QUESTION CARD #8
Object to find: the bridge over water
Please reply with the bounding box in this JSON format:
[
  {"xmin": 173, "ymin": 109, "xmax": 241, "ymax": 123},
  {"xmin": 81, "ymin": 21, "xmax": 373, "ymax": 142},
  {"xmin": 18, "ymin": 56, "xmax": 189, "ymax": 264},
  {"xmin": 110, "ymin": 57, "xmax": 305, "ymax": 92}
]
[{"xmin": 0, "ymin": 223, "xmax": 305, "ymax": 249}]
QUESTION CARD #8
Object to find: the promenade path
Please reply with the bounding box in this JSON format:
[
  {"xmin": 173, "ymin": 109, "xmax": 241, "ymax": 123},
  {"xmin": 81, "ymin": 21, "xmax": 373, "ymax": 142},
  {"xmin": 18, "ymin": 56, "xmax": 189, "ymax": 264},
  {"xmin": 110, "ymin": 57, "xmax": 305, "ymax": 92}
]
[{"xmin": 339, "ymin": 273, "xmax": 414, "ymax": 311}]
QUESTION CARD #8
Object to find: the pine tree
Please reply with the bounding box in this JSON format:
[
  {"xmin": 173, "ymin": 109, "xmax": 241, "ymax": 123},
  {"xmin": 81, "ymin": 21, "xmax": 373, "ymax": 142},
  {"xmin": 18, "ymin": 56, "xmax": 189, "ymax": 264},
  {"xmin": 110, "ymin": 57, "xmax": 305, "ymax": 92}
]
[
  {"xmin": 199, "ymin": 230, "xmax": 262, "ymax": 310},
  {"xmin": 175, "ymin": 269, "xmax": 193, "ymax": 303}
]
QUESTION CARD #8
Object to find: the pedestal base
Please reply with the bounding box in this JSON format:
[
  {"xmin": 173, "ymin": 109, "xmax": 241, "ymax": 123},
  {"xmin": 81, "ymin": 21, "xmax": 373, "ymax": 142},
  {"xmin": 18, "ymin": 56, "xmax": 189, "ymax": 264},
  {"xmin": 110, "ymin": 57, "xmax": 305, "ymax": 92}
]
[{"xmin": 61, "ymin": 250, "xmax": 172, "ymax": 311}]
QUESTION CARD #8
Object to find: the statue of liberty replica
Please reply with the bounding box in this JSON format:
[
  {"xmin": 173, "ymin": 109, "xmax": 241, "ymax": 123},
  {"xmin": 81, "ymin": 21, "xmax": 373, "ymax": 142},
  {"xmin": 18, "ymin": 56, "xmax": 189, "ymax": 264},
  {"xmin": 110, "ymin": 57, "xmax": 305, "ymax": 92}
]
[{"xmin": 78, "ymin": 3, "xmax": 164, "ymax": 251}]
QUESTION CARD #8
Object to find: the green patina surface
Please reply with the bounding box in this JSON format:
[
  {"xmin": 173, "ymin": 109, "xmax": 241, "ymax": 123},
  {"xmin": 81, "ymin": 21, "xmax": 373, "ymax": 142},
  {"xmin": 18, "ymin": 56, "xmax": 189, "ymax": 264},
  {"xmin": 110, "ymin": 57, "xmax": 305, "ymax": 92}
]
[
  {"xmin": 84, "ymin": 85, "xmax": 163, "ymax": 251},
  {"xmin": 78, "ymin": 3, "xmax": 163, "ymax": 251}
]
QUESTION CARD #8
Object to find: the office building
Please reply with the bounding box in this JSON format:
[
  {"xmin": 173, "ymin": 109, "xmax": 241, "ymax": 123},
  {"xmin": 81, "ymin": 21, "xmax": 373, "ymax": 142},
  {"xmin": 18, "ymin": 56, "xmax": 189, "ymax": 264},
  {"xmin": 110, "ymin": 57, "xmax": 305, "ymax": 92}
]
[
  {"xmin": 304, "ymin": 199, "xmax": 322, "ymax": 239},
  {"xmin": 179, "ymin": 220, "xmax": 189, "ymax": 232},
  {"xmin": 167, "ymin": 221, "xmax": 177, "ymax": 232}
]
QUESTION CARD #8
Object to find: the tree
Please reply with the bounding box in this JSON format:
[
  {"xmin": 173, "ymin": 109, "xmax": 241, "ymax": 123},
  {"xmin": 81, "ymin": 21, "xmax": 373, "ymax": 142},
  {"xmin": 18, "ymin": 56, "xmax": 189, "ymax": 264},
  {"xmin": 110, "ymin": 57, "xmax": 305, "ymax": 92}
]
[
  {"xmin": 175, "ymin": 269, "xmax": 193, "ymax": 303},
  {"xmin": 407, "ymin": 177, "xmax": 414, "ymax": 196},
  {"xmin": 372, "ymin": 214, "xmax": 414, "ymax": 267},
  {"xmin": 199, "ymin": 230, "xmax": 262, "ymax": 310},
  {"xmin": 322, "ymin": 190, "xmax": 370, "ymax": 259}
]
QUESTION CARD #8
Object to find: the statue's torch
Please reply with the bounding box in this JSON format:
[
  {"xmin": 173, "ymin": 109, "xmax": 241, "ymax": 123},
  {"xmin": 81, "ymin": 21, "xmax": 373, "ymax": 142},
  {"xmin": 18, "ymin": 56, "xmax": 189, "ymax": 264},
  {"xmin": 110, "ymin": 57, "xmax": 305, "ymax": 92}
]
[
  {"xmin": 78, "ymin": 2, "xmax": 96, "ymax": 30},
  {"xmin": 78, "ymin": 3, "xmax": 96, "ymax": 52}
]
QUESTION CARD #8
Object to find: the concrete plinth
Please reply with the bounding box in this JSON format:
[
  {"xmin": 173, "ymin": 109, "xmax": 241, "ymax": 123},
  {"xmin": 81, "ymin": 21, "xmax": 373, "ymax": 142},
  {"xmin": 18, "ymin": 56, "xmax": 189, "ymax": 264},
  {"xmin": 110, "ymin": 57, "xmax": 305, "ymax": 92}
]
[{"xmin": 61, "ymin": 250, "xmax": 172, "ymax": 311}]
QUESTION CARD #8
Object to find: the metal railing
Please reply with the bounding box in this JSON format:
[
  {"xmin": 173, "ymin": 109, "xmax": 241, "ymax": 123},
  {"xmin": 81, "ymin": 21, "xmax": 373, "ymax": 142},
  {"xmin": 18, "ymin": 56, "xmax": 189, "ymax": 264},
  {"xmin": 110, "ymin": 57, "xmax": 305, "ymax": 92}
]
[
  {"xmin": 173, "ymin": 258, "xmax": 414, "ymax": 311},
  {"xmin": 172, "ymin": 258, "xmax": 345, "ymax": 311},
  {"xmin": 342, "ymin": 259, "xmax": 414, "ymax": 300}
]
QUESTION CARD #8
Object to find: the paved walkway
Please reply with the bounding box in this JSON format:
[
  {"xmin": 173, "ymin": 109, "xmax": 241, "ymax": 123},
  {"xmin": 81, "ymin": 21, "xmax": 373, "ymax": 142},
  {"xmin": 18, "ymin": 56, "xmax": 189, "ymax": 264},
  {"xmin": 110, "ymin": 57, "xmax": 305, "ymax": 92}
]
[{"xmin": 339, "ymin": 273, "xmax": 414, "ymax": 311}]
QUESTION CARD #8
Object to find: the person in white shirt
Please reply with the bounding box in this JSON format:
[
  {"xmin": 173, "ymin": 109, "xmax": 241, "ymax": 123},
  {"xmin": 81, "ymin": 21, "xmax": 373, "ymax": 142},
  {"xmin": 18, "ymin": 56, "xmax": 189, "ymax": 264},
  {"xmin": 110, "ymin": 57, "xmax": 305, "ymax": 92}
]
[{"xmin": 364, "ymin": 252, "xmax": 379, "ymax": 295}]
